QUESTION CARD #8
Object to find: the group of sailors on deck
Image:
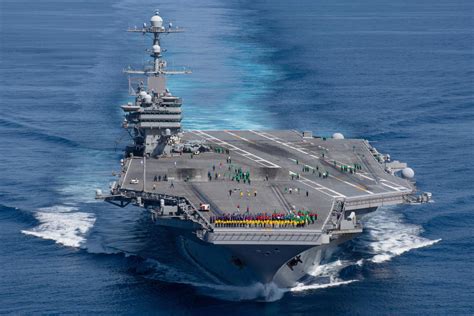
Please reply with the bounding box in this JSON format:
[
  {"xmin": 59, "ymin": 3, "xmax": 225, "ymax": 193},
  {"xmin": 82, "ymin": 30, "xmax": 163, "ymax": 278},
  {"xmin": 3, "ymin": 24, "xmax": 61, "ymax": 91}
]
[{"xmin": 210, "ymin": 211, "xmax": 318, "ymax": 228}]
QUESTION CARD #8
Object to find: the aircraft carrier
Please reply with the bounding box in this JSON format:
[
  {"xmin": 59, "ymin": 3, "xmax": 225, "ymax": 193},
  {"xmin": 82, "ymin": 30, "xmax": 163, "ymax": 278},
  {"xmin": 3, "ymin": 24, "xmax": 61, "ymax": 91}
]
[{"xmin": 97, "ymin": 11, "xmax": 432, "ymax": 288}]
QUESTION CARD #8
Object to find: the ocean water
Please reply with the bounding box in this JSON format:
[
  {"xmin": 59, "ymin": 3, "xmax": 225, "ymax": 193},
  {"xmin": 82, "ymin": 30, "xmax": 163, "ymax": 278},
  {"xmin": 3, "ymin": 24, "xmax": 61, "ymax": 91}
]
[{"xmin": 0, "ymin": 0, "xmax": 473, "ymax": 314}]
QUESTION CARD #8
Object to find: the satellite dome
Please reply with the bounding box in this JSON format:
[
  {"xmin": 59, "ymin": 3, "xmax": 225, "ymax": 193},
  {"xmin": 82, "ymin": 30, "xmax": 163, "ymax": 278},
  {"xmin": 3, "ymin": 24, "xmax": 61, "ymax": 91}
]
[
  {"xmin": 152, "ymin": 44, "xmax": 161, "ymax": 54},
  {"xmin": 402, "ymin": 167, "xmax": 415, "ymax": 179},
  {"xmin": 332, "ymin": 133, "xmax": 345, "ymax": 140},
  {"xmin": 150, "ymin": 15, "xmax": 163, "ymax": 27}
]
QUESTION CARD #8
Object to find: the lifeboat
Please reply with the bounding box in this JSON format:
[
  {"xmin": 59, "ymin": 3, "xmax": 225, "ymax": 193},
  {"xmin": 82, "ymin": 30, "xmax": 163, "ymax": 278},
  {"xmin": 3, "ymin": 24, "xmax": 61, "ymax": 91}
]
[{"xmin": 121, "ymin": 104, "xmax": 141, "ymax": 112}]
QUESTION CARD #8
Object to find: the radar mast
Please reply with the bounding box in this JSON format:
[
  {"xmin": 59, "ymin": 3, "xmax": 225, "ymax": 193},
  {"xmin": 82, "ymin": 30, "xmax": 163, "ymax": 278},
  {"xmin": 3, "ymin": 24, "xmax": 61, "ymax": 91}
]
[{"xmin": 121, "ymin": 11, "xmax": 190, "ymax": 158}]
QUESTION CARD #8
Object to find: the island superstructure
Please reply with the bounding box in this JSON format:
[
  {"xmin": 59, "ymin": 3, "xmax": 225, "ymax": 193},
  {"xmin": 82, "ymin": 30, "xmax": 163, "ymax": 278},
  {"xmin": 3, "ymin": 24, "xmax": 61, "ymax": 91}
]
[{"xmin": 97, "ymin": 11, "xmax": 432, "ymax": 287}]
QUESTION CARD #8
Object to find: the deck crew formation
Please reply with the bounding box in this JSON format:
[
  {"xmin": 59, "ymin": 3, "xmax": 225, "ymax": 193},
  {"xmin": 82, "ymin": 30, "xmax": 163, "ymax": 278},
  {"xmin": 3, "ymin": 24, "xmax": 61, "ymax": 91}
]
[
  {"xmin": 97, "ymin": 11, "xmax": 432, "ymax": 288},
  {"xmin": 211, "ymin": 211, "xmax": 318, "ymax": 228}
]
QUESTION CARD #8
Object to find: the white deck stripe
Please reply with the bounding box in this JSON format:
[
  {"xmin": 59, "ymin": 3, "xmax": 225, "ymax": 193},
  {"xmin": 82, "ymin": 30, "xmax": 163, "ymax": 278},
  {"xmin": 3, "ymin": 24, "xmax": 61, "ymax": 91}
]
[
  {"xmin": 251, "ymin": 130, "xmax": 380, "ymax": 187},
  {"xmin": 298, "ymin": 179, "xmax": 346, "ymax": 198},
  {"xmin": 122, "ymin": 158, "xmax": 134, "ymax": 184},
  {"xmin": 297, "ymin": 181, "xmax": 339, "ymax": 198},
  {"xmin": 333, "ymin": 176, "xmax": 374, "ymax": 195},
  {"xmin": 221, "ymin": 130, "xmax": 347, "ymax": 198},
  {"xmin": 380, "ymin": 182, "xmax": 402, "ymax": 191},
  {"xmin": 250, "ymin": 130, "xmax": 310, "ymax": 156},
  {"xmin": 193, "ymin": 130, "xmax": 280, "ymax": 168},
  {"xmin": 358, "ymin": 173, "xmax": 375, "ymax": 181},
  {"xmin": 380, "ymin": 180, "xmax": 410, "ymax": 192},
  {"xmin": 288, "ymin": 158, "xmax": 374, "ymax": 195},
  {"xmin": 224, "ymin": 130, "xmax": 252, "ymax": 143},
  {"xmin": 380, "ymin": 179, "xmax": 409, "ymax": 190}
]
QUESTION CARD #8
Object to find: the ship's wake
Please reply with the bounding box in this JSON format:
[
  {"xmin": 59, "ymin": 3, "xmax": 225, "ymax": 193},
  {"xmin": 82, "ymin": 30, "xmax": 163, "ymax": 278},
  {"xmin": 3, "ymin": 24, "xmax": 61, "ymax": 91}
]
[{"xmin": 20, "ymin": 204, "xmax": 440, "ymax": 302}]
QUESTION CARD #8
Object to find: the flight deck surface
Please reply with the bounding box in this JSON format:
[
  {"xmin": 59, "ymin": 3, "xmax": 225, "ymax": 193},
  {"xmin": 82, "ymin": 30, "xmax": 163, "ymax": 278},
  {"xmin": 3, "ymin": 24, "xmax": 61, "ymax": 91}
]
[{"xmin": 118, "ymin": 130, "xmax": 413, "ymax": 230}]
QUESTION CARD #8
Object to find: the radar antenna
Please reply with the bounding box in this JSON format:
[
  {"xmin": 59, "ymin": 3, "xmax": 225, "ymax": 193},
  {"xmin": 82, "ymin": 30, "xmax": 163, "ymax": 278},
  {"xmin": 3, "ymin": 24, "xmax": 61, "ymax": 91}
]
[{"xmin": 125, "ymin": 11, "xmax": 191, "ymax": 78}]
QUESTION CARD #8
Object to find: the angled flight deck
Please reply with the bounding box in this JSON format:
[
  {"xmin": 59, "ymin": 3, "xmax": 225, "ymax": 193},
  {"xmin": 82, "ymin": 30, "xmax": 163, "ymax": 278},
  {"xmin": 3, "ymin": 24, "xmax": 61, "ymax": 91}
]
[{"xmin": 118, "ymin": 129, "xmax": 414, "ymax": 232}]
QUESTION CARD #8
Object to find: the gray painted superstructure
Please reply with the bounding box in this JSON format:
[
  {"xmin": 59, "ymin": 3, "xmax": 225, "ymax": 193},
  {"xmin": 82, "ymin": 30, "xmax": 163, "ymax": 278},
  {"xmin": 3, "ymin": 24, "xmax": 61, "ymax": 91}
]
[{"xmin": 97, "ymin": 11, "xmax": 431, "ymax": 287}]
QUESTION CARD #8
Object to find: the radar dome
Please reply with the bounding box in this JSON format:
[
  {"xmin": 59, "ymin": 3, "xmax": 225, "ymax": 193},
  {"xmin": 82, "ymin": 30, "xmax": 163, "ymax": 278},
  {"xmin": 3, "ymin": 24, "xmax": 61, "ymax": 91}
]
[
  {"xmin": 144, "ymin": 94, "xmax": 152, "ymax": 103},
  {"xmin": 139, "ymin": 91, "xmax": 147, "ymax": 98},
  {"xmin": 150, "ymin": 15, "xmax": 163, "ymax": 27},
  {"xmin": 152, "ymin": 44, "xmax": 161, "ymax": 54},
  {"xmin": 332, "ymin": 133, "xmax": 344, "ymax": 140},
  {"xmin": 402, "ymin": 167, "xmax": 415, "ymax": 179}
]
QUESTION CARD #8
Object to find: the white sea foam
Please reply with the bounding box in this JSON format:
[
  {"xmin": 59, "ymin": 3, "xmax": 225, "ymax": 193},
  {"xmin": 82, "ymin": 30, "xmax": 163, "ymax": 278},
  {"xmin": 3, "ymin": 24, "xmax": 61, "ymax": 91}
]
[
  {"xmin": 191, "ymin": 282, "xmax": 286, "ymax": 302},
  {"xmin": 289, "ymin": 280, "xmax": 357, "ymax": 292},
  {"xmin": 20, "ymin": 203, "xmax": 440, "ymax": 302},
  {"xmin": 21, "ymin": 205, "xmax": 96, "ymax": 248},
  {"xmin": 189, "ymin": 270, "xmax": 356, "ymax": 301},
  {"xmin": 308, "ymin": 259, "xmax": 351, "ymax": 277},
  {"xmin": 361, "ymin": 207, "xmax": 441, "ymax": 263}
]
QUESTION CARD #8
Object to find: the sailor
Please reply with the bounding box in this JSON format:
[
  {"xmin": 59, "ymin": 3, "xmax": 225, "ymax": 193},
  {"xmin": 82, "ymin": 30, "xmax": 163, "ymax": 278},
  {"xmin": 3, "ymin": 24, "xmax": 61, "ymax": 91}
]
[
  {"xmin": 254, "ymin": 190, "xmax": 257, "ymax": 197},
  {"xmin": 229, "ymin": 189, "xmax": 232, "ymax": 196},
  {"xmin": 170, "ymin": 182, "xmax": 174, "ymax": 188},
  {"xmin": 306, "ymin": 190, "xmax": 309, "ymax": 197},
  {"xmin": 154, "ymin": 175, "xmax": 158, "ymax": 182}
]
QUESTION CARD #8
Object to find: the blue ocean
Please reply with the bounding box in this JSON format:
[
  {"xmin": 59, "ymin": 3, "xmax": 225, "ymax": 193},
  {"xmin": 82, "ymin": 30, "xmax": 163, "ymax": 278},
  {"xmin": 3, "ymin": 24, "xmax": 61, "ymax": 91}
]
[{"xmin": 1, "ymin": 0, "xmax": 473, "ymax": 314}]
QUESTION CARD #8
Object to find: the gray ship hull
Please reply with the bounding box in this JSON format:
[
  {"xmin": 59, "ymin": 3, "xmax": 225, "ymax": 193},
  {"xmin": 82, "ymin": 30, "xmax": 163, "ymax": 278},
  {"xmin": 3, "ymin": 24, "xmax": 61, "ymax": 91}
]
[{"xmin": 153, "ymin": 213, "xmax": 365, "ymax": 288}]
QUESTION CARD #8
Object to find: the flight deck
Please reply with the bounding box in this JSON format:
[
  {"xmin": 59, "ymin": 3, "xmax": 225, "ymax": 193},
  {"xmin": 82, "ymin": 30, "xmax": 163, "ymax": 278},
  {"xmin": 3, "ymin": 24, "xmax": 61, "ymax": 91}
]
[{"xmin": 116, "ymin": 130, "xmax": 414, "ymax": 232}]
